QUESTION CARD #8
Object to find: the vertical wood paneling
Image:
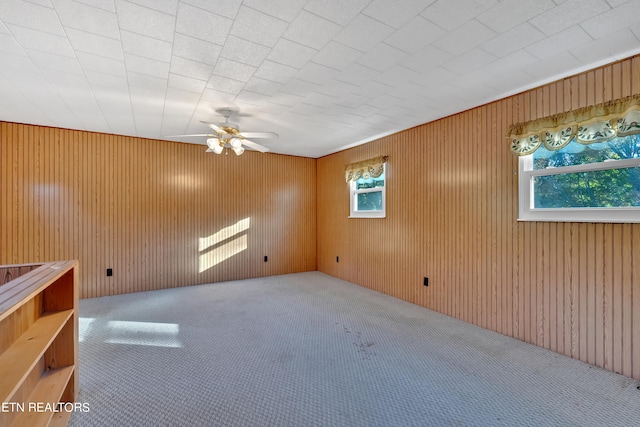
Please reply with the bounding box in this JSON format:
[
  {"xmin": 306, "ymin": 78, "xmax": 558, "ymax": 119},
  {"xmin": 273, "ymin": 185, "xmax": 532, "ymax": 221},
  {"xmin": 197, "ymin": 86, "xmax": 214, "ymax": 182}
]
[
  {"xmin": 317, "ymin": 55, "xmax": 640, "ymax": 381},
  {"xmin": 0, "ymin": 124, "xmax": 316, "ymax": 298},
  {"xmin": 633, "ymin": 225, "xmax": 640, "ymax": 380}
]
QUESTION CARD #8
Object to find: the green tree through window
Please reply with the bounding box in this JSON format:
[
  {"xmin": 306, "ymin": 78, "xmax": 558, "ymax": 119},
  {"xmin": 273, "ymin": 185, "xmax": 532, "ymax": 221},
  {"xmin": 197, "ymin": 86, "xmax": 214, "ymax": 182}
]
[
  {"xmin": 531, "ymin": 135, "xmax": 640, "ymax": 208},
  {"xmin": 355, "ymin": 177, "xmax": 384, "ymax": 210},
  {"xmin": 350, "ymin": 168, "xmax": 386, "ymax": 218}
]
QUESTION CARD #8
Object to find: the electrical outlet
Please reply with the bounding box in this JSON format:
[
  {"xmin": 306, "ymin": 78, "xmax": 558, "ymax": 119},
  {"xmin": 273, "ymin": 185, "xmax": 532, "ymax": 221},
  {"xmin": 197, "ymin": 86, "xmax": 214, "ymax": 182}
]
[
  {"xmin": 336, "ymin": 256, "xmax": 339, "ymax": 263},
  {"xmin": 264, "ymin": 255, "xmax": 268, "ymax": 262},
  {"xmin": 423, "ymin": 277, "xmax": 428, "ymax": 287},
  {"xmin": 106, "ymin": 268, "xmax": 113, "ymax": 277}
]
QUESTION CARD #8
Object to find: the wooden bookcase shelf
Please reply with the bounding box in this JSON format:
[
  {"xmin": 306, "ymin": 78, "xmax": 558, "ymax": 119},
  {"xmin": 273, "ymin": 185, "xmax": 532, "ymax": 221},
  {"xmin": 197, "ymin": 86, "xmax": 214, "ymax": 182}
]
[{"xmin": 0, "ymin": 261, "xmax": 78, "ymax": 427}]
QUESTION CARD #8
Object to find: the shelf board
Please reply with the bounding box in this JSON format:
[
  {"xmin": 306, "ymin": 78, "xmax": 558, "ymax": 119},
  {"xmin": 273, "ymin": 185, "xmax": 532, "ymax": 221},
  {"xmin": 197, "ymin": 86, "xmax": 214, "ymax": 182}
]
[
  {"xmin": 0, "ymin": 261, "xmax": 77, "ymax": 322},
  {"xmin": 11, "ymin": 366, "xmax": 74, "ymax": 427},
  {"xmin": 0, "ymin": 309, "xmax": 73, "ymax": 403}
]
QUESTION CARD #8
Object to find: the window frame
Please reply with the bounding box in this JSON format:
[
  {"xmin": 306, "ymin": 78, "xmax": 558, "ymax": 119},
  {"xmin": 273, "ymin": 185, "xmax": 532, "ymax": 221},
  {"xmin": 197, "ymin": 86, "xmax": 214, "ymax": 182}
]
[
  {"xmin": 518, "ymin": 155, "xmax": 640, "ymax": 223},
  {"xmin": 349, "ymin": 164, "xmax": 386, "ymax": 219}
]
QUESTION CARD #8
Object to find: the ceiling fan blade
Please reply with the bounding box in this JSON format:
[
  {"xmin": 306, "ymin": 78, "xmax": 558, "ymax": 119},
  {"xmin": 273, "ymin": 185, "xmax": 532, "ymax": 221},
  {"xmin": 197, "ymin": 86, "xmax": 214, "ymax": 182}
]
[
  {"xmin": 239, "ymin": 131, "xmax": 279, "ymax": 139},
  {"xmin": 200, "ymin": 120, "xmax": 225, "ymax": 133},
  {"xmin": 165, "ymin": 134, "xmax": 214, "ymax": 137},
  {"xmin": 241, "ymin": 138, "xmax": 270, "ymax": 153}
]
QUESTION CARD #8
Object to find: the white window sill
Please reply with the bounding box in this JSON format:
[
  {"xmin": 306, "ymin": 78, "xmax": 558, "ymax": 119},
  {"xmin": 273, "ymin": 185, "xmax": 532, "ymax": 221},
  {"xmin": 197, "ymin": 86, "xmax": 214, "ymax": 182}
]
[{"xmin": 518, "ymin": 207, "xmax": 640, "ymax": 223}]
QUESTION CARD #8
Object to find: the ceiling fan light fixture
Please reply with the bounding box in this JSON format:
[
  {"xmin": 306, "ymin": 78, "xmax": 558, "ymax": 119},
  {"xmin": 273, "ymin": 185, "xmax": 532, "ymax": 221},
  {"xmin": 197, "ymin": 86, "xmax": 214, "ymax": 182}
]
[
  {"xmin": 180, "ymin": 112, "xmax": 274, "ymax": 155},
  {"xmin": 207, "ymin": 138, "xmax": 224, "ymax": 154}
]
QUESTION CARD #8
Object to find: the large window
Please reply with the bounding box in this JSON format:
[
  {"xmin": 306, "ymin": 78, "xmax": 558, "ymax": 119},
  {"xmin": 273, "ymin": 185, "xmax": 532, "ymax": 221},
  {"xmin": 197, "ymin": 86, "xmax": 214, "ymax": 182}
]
[
  {"xmin": 518, "ymin": 134, "xmax": 640, "ymax": 222},
  {"xmin": 350, "ymin": 166, "xmax": 385, "ymax": 218},
  {"xmin": 511, "ymin": 94, "xmax": 640, "ymax": 223}
]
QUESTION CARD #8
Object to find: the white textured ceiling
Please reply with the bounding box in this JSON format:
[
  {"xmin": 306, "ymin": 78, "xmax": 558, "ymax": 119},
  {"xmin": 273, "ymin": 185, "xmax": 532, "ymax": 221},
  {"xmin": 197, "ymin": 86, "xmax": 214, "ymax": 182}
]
[{"xmin": 1, "ymin": 0, "xmax": 640, "ymax": 158}]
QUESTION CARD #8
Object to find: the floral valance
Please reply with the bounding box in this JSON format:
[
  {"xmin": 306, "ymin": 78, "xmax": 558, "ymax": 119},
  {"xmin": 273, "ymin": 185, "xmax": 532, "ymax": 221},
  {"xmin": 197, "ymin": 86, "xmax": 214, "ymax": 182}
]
[
  {"xmin": 509, "ymin": 94, "xmax": 640, "ymax": 156},
  {"xmin": 345, "ymin": 156, "xmax": 388, "ymax": 182}
]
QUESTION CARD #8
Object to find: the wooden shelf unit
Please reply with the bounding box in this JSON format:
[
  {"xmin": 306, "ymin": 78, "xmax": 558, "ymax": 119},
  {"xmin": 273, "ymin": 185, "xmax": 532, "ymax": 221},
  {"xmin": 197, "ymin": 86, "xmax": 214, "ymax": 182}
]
[{"xmin": 0, "ymin": 261, "xmax": 78, "ymax": 427}]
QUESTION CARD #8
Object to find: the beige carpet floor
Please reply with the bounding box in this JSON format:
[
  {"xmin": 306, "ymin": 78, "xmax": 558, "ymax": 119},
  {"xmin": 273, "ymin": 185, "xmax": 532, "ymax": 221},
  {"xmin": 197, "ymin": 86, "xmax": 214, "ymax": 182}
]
[{"xmin": 69, "ymin": 272, "xmax": 640, "ymax": 426}]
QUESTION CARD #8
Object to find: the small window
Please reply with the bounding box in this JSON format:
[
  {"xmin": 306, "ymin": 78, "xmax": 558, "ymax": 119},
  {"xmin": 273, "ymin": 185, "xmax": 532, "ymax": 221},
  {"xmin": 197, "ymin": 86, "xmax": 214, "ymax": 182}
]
[
  {"xmin": 518, "ymin": 134, "xmax": 640, "ymax": 222},
  {"xmin": 350, "ymin": 165, "xmax": 386, "ymax": 218}
]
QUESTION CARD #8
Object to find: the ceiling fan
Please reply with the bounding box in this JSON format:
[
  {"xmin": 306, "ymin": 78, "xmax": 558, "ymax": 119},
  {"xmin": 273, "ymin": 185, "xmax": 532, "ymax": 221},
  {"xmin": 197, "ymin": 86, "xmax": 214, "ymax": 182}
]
[{"xmin": 167, "ymin": 109, "xmax": 277, "ymax": 156}]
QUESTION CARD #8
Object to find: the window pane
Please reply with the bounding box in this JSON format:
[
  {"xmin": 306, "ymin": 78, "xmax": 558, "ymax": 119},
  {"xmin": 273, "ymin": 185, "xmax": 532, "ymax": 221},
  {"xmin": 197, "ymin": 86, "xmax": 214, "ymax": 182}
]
[
  {"xmin": 357, "ymin": 191, "xmax": 383, "ymax": 211},
  {"xmin": 533, "ymin": 134, "xmax": 640, "ymax": 170},
  {"xmin": 533, "ymin": 167, "xmax": 640, "ymax": 208},
  {"xmin": 356, "ymin": 173, "xmax": 385, "ymax": 189}
]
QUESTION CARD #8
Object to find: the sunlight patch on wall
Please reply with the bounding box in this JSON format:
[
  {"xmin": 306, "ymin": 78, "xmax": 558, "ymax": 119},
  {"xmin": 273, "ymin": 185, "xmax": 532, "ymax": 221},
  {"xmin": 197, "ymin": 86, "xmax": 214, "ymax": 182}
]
[
  {"xmin": 199, "ymin": 235, "xmax": 247, "ymax": 273},
  {"xmin": 199, "ymin": 217, "xmax": 250, "ymax": 251},
  {"xmin": 105, "ymin": 320, "xmax": 182, "ymax": 348},
  {"xmin": 199, "ymin": 218, "xmax": 250, "ymax": 273}
]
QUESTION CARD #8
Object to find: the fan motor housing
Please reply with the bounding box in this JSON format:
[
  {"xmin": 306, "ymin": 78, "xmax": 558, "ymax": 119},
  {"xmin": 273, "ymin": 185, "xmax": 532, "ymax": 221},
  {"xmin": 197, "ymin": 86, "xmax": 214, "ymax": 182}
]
[{"xmin": 220, "ymin": 123, "xmax": 241, "ymax": 136}]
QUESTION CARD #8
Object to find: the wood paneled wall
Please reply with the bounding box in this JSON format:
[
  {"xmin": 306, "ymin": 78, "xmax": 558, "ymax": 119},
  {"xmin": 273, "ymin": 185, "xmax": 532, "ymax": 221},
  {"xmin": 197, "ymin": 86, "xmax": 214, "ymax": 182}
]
[
  {"xmin": 0, "ymin": 124, "xmax": 316, "ymax": 298},
  {"xmin": 317, "ymin": 55, "xmax": 640, "ymax": 381}
]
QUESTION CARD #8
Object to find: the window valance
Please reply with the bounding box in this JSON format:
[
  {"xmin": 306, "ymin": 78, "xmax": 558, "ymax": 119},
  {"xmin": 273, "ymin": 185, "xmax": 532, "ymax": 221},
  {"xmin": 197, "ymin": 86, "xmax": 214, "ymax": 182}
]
[
  {"xmin": 509, "ymin": 94, "xmax": 640, "ymax": 156},
  {"xmin": 345, "ymin": 156, "xmax": 388, "ymax": 182}
]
